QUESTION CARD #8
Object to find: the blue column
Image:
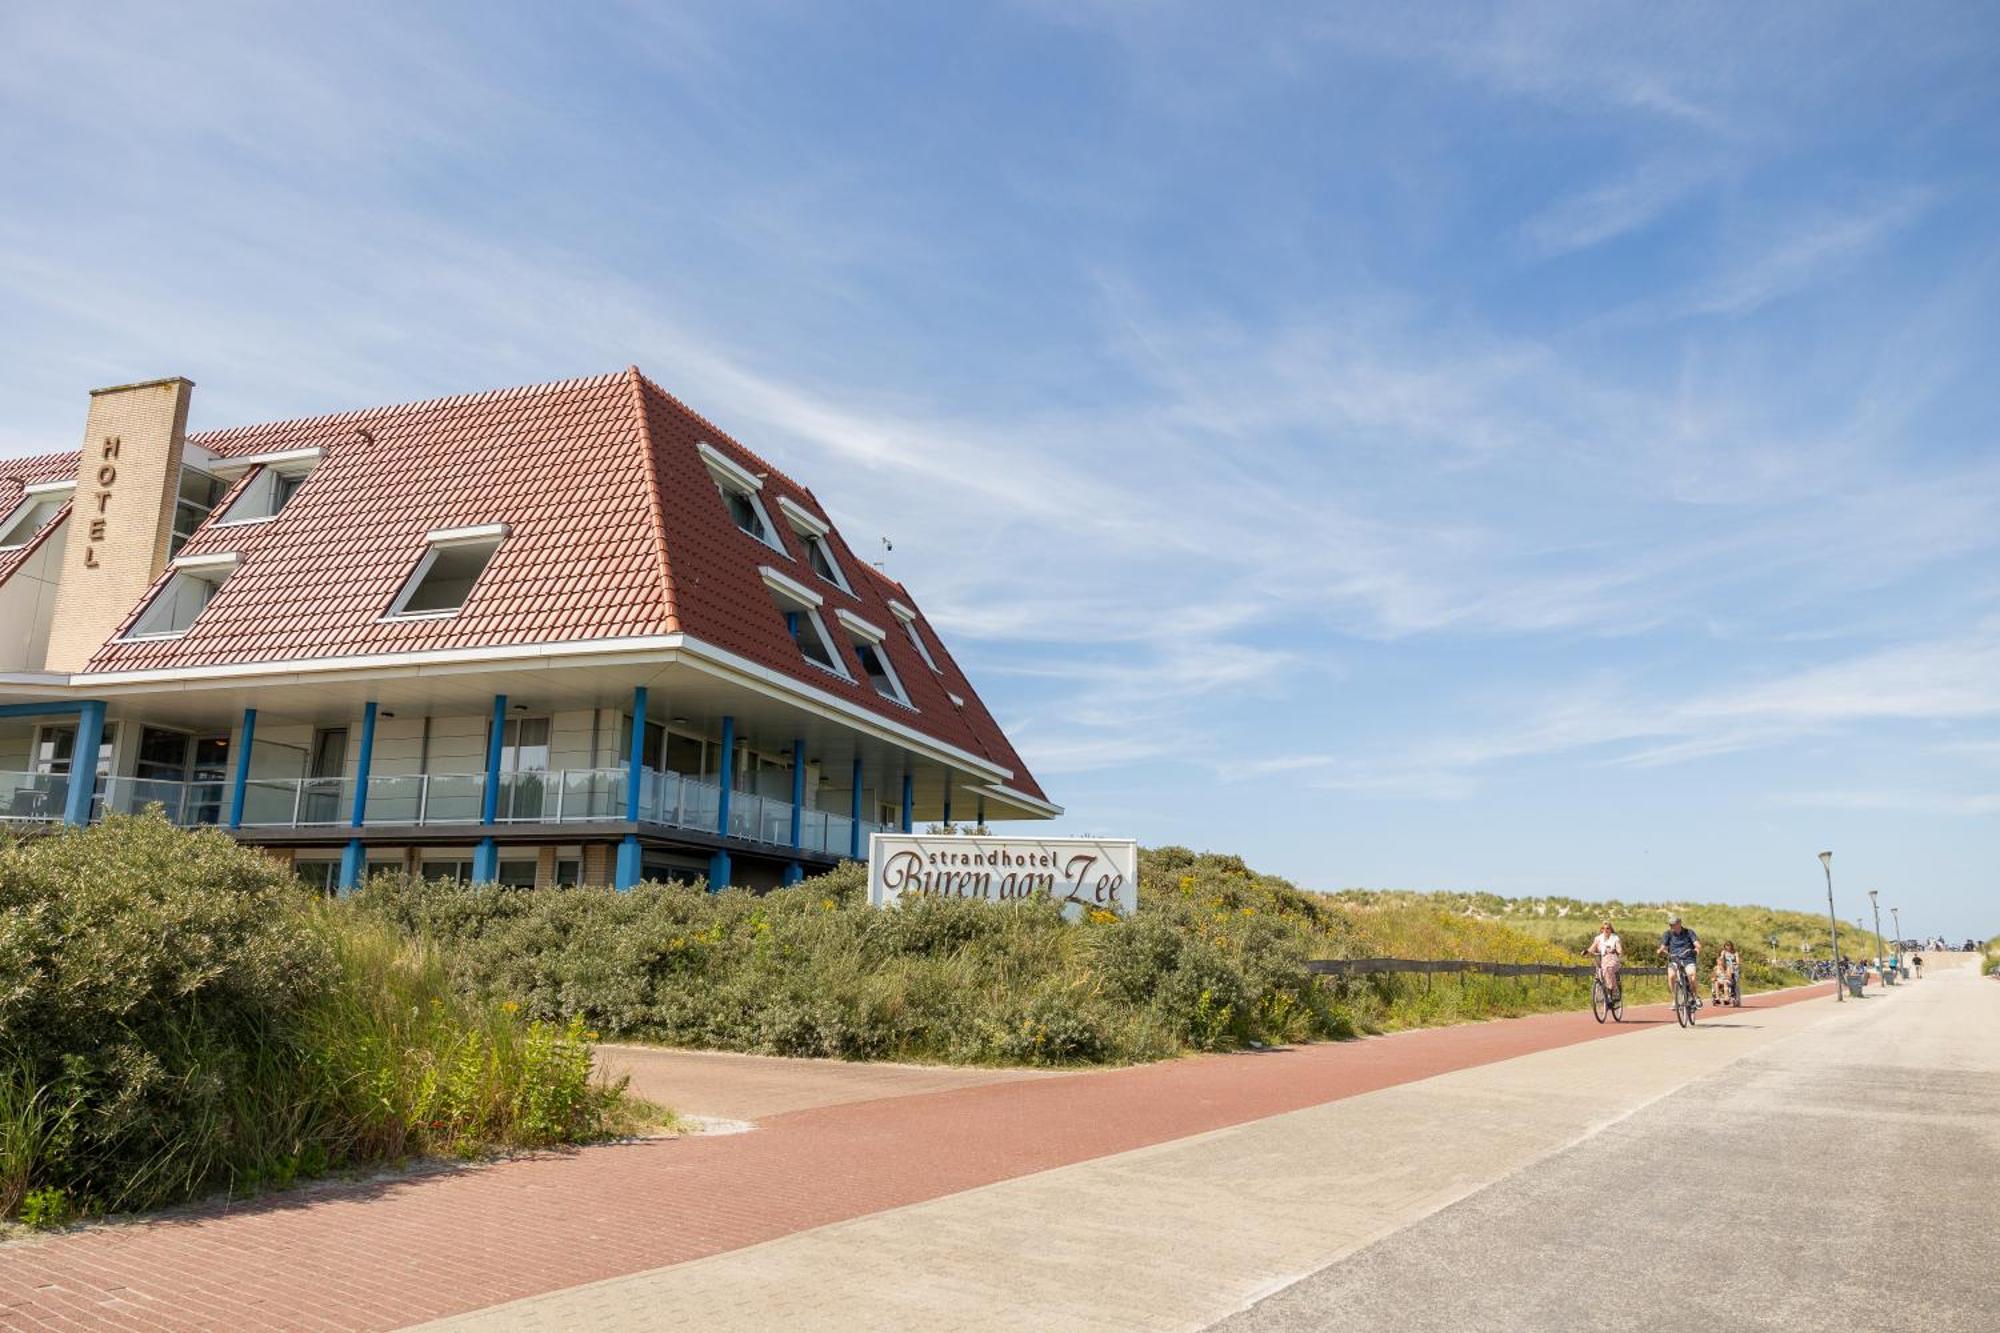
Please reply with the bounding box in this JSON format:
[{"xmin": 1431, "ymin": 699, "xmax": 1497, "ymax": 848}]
[
  {"xmin": 338, "ymin": 701, "xmax": 377, "ymax": 892},
  {"xmin": 474, "ymin": 693, "xmax": 506, "ymax": 883},
  {"xmin": 900, "ymin": 772, "xmax": 913, "ymax": 833},
  {"xmin": 783, "ymin": 737, "xmax": 806, "ymax": 885},
  {"xmin": 708, "ymin": 714, "xmax": 735, "ymax": 890},
  {"xmin": 62, "ymin": 700, "xmax": 106, "ymax": 826},
  {"xmin": 227, "ymin": 707, "xmax": 256, "ymax": 829},
  {"xmin": 849, "ymin": 755, "xmax": 863, "ymax": 860},
  {"xmin": 616, "ymin": 685, "xmax": 647, "ymax": 890}
]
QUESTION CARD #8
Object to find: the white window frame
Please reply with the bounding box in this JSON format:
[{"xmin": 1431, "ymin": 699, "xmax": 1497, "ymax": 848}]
[
  {"xmin": 761, "ymin": 565, "xmax": 851, "ymax": 681},
  {"xmin": 776, "ymin": 495, "xmax": 851, "ymax": 592},
  {"xmin": 383, "ymin": 523, "xmax": 508, "ymax": 621},
  {"xmin": 211, "ymin": 449, "xmax": 323, "ymax": 527},
  {"xmin": 838, "ymin": 609, "xmax": 913, "ymax": 708},
  {"xmin": 0, "ymin": 481, "xmax": 74, "ymax": 550},
  {"xmin": 699, "ymin": 441, "xmax": 785, "ymax": 554},
  {"xmin": 886, "ymin": 598, "xmax": 941, "ymax": 673},
  {"xmin": 122, "ymin": 551, "xmax": 242, "ymax": 641}
]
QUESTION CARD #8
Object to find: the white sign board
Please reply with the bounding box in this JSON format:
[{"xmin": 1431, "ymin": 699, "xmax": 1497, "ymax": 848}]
[{"xmin": 868, "ymin": 834, "xmax": 1139, "ymax": 918}]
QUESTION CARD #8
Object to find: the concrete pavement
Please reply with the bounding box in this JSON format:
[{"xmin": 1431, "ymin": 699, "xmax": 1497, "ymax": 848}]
[
  {"xmin": 1221, "ymin": 962, "xmax": 2000, "ymax": 1332},
  {"xmin": 594, "ymin": 1043, "xmax": 1064, "ymax": 1123}
]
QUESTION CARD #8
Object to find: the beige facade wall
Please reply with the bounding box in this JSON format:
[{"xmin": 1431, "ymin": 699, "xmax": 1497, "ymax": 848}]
[
  {"xmin": 44, "ymin": 378, "xmax": 194, "ymax": 672},
  {"xmin": 0, "ymin": 516, "xmax": 70, "ymax": 672}
]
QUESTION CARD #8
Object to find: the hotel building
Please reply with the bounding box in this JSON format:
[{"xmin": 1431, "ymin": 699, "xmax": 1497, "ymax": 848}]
[{"xmin": 0, "ymin": 372, "xmax": 1056, "ymax": 890}]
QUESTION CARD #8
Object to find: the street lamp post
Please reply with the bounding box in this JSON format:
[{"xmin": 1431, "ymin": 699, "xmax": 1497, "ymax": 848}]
[
  {"xmin": 1868, "ymin": 890, "xmax": 1886, "ymax": 990},
  {"xmin": 1820, "ymin": 851, "xmax": 1842, "ymax": 1002},
  {"xmin": 1891, "ymin": 906, "xmax": 1902, "ymax": 952}
]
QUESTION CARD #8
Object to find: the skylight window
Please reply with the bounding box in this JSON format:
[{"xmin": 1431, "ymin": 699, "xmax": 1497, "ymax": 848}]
[
  {"xmin": 215, "ymin": 451, "xmax": 318, "ymax": 525},
  {"xmin": 0, "ymin": 484, "xmax": 70, "ymax": 549},
  {"xmin": 699, "ymin": 441, "xmax": 784, "ymax": 553},
  {"xmin": 386, "ymin": 524, "xmax": 507, "ymax": 619},
  {"xmin": 126, "ymin": 553, "xmax": 239, "ymax": 639},
  {"xmin": 171, "ymin": 469, "xmax": 227, "ymax": 557},
  {"xmin": 837, "ymin": 609, "xmax": 912, "ymax": 707},
  {"xmin": 776, "ymin": 495, "xmax": 850, "ymax": 592},
  {"xmin": 886, "ymin": 599, "xmax": 940, "ymax": 673},
  {"xmin": 762, "ymin": 565, "xmax": 849, "ymax": 679}
]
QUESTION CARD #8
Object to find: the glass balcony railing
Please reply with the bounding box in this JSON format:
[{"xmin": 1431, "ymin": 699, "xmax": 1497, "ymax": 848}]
[
  {"xmin": 0, "ymin": 771, "xmax": 71, "ymax": 823},
  {"xmin": 13, "ymin": 763, "xmax": 879, "ymax": 855}
]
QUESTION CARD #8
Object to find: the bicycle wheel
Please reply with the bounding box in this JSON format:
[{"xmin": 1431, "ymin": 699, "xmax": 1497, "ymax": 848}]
[
  {"xmin": 1674, "ymin": 973, "xmax": 1692, "ymax": 1028},
  {"xmin": 1592, "ymin": 976, "xmax": 1607, "ymax": 1023},
  {"xmin": 1609, "ymin": 986, "xmax": 1624, "ymax": 1022}
]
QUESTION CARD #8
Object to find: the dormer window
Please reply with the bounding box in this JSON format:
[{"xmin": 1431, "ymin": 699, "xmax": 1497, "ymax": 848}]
[
  {"xmin": 699, "ymin": 441, "xmax": 783, "ymax": 553},
  {"xmin": 761, "ymin": 566, "xmax": 849, "ymax": 678},
  {"xmin": 776, "ymin": 495, "xmax": 851, "ymax": 593},
  {"xmin": 126, "ymin": 552, "xmax": 240, "ymax": 639},
  {"xmin": 0, "ymin": 482, "xmax": 71, "ymax": 549},
  {"xmin": 213, "ymin": 447, "xmax": 322, "ymax": 525},
  {"xmin": 385, "ymin": 524, "xmax": 507, "ymax": 619},
  {"xmin": 837, "ymin": 609, "xmax": 913, "ymax": 708},
  {"xmin": 171, "ymin": 468, "xmax": 227, "ymax": 557},
  {"xmin": 887, "ymin": 599, "xmax": 941, "ymax": 673}
]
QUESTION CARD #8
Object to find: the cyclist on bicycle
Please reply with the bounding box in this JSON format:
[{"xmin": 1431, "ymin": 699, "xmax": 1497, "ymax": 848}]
[
  {"xmin": 1584, "ymin": 919, "xmax": 1623, "ymax": 1003},
  {"xmin": 1657, "ymin": 914, "xmax": 1702, "ymax": 1009}
]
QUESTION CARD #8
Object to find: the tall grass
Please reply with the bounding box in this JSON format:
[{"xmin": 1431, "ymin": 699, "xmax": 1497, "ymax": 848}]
[
  {"xmin": 1333, "ymin": 889, "xmax": 1838, "ymax": 995},
  {"xmin": 0, "ymin": 816, "xmax": 633, "ymax": 1227}
]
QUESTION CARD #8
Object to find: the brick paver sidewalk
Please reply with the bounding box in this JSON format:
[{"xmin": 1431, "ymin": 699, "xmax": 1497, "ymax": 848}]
[{"xmin": 0, "ymin": 984, "xmax": 1830, "ymax": 1331}]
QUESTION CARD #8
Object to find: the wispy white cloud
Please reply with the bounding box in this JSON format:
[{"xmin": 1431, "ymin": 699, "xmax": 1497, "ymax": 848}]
[
  {"xmin": 1770, "ymin": 789, "xmax": 2000, "ymax": 816},
  {"xmin": 1521, "ymin": 158, "xmax": 1723, "ymax": 257},
  {"xmin": 1679, "ymin": 189, "xmax": 1937, "ymax": 318}
]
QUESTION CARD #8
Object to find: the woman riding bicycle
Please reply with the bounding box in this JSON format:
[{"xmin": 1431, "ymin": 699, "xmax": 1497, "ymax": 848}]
[{"xmin": 1585, "ymin": 919, "xmax": 1623, "ymax": 1003}]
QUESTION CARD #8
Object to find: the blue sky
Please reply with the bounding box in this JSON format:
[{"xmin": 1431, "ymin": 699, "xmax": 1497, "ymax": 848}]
[{"xmin": 3, "ymin": 2, "xmax": 1996, "ymax": 935}]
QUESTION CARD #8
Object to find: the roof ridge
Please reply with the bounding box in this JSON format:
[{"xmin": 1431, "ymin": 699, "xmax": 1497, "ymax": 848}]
[
  {"xmin": 625, "ymin": 365, "xmax": 681, "ymax": 634},
  {"xmin": 187, "ymin": 369, "xmax": 632, "ymax": 447},
  {"xmin": 630, "ymin": 369, "xmax": 815, "ymax": 497}
]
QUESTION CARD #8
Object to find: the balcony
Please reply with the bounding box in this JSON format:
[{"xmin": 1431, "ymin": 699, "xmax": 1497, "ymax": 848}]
[{"xmin": 0, "ymin": 767, "xmax": 886, "ymax": 858}]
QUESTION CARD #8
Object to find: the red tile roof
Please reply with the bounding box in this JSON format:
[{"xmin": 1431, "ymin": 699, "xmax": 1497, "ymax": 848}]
[
  {"xmin": 58, "ymin": 369, "xmax": 1043, "ymax": 800},
  {"xmin": 0, "ymin": 450, "xmax": 78, "ymax": 586}
]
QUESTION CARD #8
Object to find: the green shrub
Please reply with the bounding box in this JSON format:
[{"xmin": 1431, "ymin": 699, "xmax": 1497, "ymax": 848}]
[
  {"xmin": 0, "ymin": 816, "xmax": 632, "ymax": 1223},
  {"xmin": 353, "ymin": 848, "xmax": 1448, "ymax": 1065}
]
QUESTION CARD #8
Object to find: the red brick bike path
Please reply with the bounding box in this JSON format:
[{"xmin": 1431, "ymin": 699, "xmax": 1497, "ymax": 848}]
[{"xmin": 0, "ymin": 983, "xmax": 1831, "ymax": 1331}]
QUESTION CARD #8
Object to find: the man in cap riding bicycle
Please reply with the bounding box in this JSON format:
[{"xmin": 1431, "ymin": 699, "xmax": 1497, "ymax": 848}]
[{"xmin": 1657, "ymin": 914, "xmax": 1702, "ymax": 1010}]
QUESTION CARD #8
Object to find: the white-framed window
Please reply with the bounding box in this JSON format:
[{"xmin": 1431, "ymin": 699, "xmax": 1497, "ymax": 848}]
[
  {"xmin": 420, "ymin": 852, "xmax": 479, "ymax": 884},
  {"xmin": 762, "ymin": 565, "xmax": 850, "ymax": 679},
  {"xmin": 210, "ymin": 447, "xmax": 322, "ymax": 527},
  {"xmin": 886, "ymin": 598, "xmax": 941, "ymax": 673},
  {"xmin": 172, "ymin": 468, "xmax": 227, "ymax": 557},
  {"xmin": 699, "ymin": 441, "xmax": 785, "ymax": 553},
  {"xmin": 294, "ymin": 857, "xmax": 341, "ymax": 895},
  {"xmin": 0, "ymin": 483, "xmax": 72, "ymax": 549},
  {"xmin": 776, "ymin": 494, "xmax": 850, "ymax": 592},
  {"xmin": 837, "ymin": 608, "xmax": 913, "ymax": 708},
  {"xmin": 125, "ymin": 552, "xmax": 240, "ymax": 639},
  {"xmin": 385, "ymin": 524, "xmax": 507, "ymax": 619}
]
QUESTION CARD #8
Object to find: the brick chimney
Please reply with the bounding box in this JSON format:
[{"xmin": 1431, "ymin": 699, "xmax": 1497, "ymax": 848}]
[{"xmin": 43, "ymin": 377, "xmax": 195, "ymax": 672}]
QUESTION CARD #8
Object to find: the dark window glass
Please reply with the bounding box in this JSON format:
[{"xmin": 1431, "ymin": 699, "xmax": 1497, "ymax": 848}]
[{"xmin": 136, "ymin": 726, "xmax": 191, "ymax": 782}]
